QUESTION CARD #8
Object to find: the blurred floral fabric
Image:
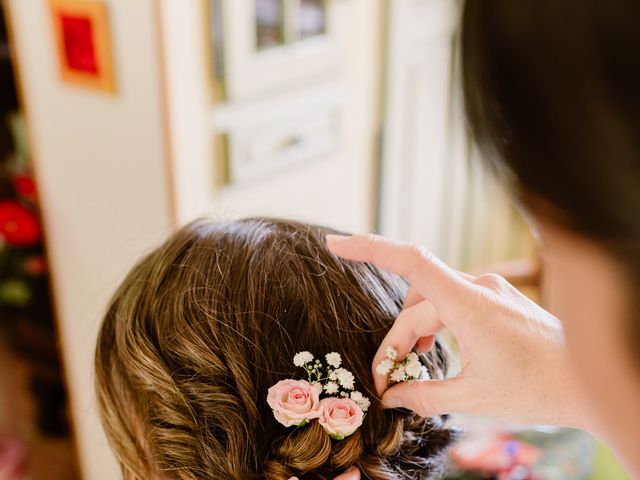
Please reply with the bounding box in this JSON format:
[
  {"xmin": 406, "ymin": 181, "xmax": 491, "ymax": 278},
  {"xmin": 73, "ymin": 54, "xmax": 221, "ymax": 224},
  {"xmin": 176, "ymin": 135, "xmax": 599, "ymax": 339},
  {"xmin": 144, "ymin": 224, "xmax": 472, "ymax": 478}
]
[
  {"xmin": 0, "ymin": 113, "xmax": 47, "ymax": 317},
  {"xmin": 0, "ymin": 112, "xmax": 69, "ymax": 440}
]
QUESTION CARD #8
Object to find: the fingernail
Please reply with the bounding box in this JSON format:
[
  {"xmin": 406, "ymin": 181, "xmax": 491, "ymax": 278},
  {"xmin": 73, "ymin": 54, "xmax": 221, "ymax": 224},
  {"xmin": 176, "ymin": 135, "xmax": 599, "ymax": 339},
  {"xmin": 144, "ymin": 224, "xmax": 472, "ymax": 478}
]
[
  {"xmin": 382, "ymin": 395, "xmax": 402, "ymax": 409},
  {"xmin": 326, "ymin": 234, "xmax": 351, "ymax": 246}
]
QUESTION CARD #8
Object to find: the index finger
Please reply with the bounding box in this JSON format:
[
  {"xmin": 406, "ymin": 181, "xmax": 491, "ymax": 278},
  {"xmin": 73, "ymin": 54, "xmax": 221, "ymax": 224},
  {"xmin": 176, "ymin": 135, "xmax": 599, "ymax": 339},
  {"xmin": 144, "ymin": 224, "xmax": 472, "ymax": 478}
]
[
  {"xmin": 371, "ymin": 299, "xmax": 443, "ymax": 395},
  {"xmin": 326, "ymin": 234, "xmax": 468, "ymax": 310}
]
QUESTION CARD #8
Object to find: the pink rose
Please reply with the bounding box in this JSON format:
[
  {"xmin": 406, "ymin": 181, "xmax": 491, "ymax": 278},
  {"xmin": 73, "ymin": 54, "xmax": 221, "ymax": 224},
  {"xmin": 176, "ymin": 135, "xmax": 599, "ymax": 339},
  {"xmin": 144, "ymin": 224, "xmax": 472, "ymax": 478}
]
[
  {"xmin": 267, "ymin": 379, "xmax": 321, "ymax": 427},
  {"xmin": 318, "ymin": 397, "xmax": 364, "ymax": 440}
]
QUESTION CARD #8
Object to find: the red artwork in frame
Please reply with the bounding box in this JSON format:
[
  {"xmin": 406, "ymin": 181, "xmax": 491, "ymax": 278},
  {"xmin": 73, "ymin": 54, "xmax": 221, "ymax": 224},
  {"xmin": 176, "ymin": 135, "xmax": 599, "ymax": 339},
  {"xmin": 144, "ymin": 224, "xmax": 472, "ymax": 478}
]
[
  {"xmin": 60, "ymin": 14, "xmax": 99, "ymax": 74},
  {"xmin": 49, "ymin": 0, "xmax": 115, "ymax": 93}
]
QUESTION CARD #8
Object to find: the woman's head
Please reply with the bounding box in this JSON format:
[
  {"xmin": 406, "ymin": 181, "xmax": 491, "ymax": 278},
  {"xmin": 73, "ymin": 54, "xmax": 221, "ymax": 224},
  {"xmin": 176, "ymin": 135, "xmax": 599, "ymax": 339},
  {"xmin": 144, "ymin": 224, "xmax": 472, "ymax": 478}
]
[
  {"xmin": 461, "ymin": 0, "xmax": 640, "ymax": 460},
  {"xmin": 95, "ymin": 217, "xmax": 454, "ymax": 479}
]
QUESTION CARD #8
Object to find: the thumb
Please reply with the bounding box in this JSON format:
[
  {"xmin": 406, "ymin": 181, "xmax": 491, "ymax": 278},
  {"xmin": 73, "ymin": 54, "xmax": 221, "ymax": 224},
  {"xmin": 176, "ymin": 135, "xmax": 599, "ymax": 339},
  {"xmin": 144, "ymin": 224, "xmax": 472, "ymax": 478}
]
[{"xmin": 380, "ymin": 377, "xmax": 470, "ymax": 417}]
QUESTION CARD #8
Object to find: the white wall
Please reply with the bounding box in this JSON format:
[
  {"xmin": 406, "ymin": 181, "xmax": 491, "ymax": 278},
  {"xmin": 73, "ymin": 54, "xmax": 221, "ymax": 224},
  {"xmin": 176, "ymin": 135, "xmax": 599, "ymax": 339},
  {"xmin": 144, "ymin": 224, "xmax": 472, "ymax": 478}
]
[{"xmin": 6, "ymin": 0, "xmax": 173, "ymax": 478}]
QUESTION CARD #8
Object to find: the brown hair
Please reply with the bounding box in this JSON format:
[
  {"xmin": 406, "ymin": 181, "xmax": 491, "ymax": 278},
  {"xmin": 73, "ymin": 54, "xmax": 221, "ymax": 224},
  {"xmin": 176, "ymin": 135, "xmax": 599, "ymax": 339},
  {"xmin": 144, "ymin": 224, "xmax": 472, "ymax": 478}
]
[{"xmin": 95, "ymin": 217, "xmax": 455, "ymax": 479}]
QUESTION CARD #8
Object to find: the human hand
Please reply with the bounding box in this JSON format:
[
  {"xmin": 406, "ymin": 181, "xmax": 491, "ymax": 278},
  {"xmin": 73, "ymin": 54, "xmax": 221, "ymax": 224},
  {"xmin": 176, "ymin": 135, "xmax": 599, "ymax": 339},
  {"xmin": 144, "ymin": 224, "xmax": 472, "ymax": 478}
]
[{"xmin": 327, "ymin": 234, "xmax": 601, "ymax": 433}]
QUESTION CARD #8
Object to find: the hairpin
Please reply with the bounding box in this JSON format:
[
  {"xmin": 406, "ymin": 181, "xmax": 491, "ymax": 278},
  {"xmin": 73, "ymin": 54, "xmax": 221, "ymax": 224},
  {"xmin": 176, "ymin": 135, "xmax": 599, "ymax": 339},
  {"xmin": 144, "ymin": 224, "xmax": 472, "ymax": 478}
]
[
  {"xmin": 267, "ymin": 351, "xmax": 370, "ymax": 440},
  {"xmin": 375, "ymin": 347, "xmax": 430, "ymax": 384}
]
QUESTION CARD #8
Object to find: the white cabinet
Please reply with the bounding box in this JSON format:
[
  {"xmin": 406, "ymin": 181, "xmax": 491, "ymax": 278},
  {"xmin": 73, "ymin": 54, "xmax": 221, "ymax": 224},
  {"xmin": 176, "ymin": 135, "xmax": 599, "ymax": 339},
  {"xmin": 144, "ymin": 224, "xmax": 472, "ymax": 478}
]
[
  {"xmin": 213, "ymin": 83, "xmax": 343, "ymax": 183},
  {"xmin": 213, "ymin": 0, "xmax": 346, "ymax": 100},
  {"xmin": 163, "ymin": 0, "xmax": 384, "ymax": 232},
  {"xmin": 208, "ymin": 0, "xmax": 351, "ymax": 186}
]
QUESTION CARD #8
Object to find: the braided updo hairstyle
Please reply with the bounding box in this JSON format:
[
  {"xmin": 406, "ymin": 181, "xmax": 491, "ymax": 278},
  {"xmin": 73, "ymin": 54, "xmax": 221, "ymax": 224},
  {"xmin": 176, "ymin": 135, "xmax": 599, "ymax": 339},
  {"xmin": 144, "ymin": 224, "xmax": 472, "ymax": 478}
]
[{"xmin": 95, "ymin": 217, "xmax": 456, "ymax": 479}]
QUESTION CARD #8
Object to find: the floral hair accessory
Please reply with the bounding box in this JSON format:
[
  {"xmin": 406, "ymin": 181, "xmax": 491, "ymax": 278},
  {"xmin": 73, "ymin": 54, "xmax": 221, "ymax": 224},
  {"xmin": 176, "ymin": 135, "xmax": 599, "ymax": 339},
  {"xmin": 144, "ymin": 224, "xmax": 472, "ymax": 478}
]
[
  {"xmin": 268, "ymin": 351, "xmax": 370, "ymax": 440},
  {"xmin": 375, "ymin": 346, "xmax": 430, "ymax": 384},
  {"xmin": 266, "ymin": 379, "xmax": 321, "ymax": 427}
]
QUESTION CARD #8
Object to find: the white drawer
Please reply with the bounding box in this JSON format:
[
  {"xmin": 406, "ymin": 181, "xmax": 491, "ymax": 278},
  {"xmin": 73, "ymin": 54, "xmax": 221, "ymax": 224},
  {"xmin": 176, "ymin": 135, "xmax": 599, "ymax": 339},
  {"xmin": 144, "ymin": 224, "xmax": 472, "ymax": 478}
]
[{"xmin": 212, "ymin": 83, "xmax": 344, "ymax": 183}]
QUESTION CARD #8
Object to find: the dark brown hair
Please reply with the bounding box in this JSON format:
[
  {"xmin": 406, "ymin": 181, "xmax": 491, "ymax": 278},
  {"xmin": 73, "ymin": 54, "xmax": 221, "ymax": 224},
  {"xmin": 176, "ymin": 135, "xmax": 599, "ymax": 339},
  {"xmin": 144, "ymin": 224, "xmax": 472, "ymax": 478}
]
[
  {"xmin": 461, "ymin": 0, "xmax": 640, "ymax": 360},
  {"xmin": 95, "ymin": 217, "xmax": 455, "ymax": 479}
]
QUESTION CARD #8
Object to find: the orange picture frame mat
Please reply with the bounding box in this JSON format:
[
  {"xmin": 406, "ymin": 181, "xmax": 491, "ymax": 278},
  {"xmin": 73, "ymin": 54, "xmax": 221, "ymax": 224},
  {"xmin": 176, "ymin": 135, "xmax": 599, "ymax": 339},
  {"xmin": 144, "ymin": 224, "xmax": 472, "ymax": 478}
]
[{"xmin": 49, "ymin": 0, "xmax": 116, "ymax": 93}]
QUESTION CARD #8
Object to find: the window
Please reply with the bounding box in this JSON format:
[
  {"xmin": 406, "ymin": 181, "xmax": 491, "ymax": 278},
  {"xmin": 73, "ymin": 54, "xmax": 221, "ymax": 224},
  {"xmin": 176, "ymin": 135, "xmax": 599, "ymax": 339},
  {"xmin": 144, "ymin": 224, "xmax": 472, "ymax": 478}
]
[{"xmin": 254, "ymin": 0, "xmax": 327, "ymax": 50}]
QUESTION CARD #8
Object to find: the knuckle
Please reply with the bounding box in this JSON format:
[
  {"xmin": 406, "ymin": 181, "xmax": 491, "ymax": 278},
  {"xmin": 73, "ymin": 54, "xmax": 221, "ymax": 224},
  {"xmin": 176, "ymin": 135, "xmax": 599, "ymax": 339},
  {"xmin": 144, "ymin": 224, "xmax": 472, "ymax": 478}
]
[
  {"xmin": 395, "ymin": 308, "xmax": 411, "ymax": 326},
  {"xmin": 395, "ymin": 309, "xmax": 420, "ymax": 337},
  {"xmin": 475, "ymin": 272, "xmax": 507, "ymax": 290},
  {"xmin": 407, "ymin": 244, "xmax": 433, "ymax": 265},
  {"xmin": 364, "ymin": 233, "xmax": 379, "ymax": 243}
]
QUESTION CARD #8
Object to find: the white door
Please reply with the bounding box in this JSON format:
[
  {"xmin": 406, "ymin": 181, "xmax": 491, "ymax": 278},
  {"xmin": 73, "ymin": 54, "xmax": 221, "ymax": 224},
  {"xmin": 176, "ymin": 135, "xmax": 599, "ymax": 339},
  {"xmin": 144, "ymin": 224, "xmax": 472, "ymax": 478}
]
[{"xmin": 379, "ymin": 0, "xmax": 532, "ymax": 270}]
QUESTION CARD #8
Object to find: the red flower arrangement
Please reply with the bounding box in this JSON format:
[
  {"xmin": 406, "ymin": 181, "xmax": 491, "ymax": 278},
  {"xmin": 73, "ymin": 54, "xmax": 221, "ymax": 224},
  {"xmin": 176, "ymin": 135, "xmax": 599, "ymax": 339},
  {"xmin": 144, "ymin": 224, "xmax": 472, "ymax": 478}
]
[
  {"xmin": 0, "ymin": 200, "xmax": 41, "ymax": 247},
  {"xmin": 0, "ymin": 117, "xmax": 48, "ymax": 314},
  {"xmin": 23, "ymin": 256, "xmax": 47, "ymax": 276},
  {"xmin": 13, "ymin": 174, "xmax": 37, "ymax": 199},
  {"xmin": 1, "ymin": 103, "xmax": 72, "ymax": 448}
]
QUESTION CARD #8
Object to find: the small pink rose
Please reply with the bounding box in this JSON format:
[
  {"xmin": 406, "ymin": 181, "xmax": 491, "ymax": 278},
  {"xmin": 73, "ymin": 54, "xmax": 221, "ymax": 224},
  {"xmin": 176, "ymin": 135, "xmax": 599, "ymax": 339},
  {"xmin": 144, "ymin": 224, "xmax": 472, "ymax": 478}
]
[
  {"xmin": 267, "ymin": 379, "xmax": 321, "ymax": 427},
  {"xmin": 318, "ymin": 397, "xmax": 364, "ymax": 439}
]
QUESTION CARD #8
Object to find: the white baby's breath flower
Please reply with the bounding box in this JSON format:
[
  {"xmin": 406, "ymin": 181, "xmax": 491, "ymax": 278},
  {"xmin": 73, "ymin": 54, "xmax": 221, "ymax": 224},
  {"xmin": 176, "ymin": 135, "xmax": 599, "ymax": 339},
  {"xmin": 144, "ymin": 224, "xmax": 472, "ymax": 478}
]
[
  {"xmin": 390, "ymin": 366, "xmax": 406, "ymax": 383},
  {"xmin": 324, "ymin": 382, "xmax": 339, "ymax": 395},
  {"xmin": 405, "ymin": 354, "xmax": 423, "ymax": 379},
  {"xmin": 420, "ymin": 366, "xmax": 431, "ymax": 380},
  {"xmin": 325, "ymin": 352, "xmax": 342, "ymax": 368},
  {"xmin": 358, "ymin": 397, "xmax": 371, "ymax": 412},
  {"xmin": 293, "ymin": 351, "xmax": 314, "ymax": 367},
  {"xmin": 405, "ymin": 362, "xmax": 423, "ymax": 379},
  {"xmin": 406, "ymin": 352, "xmax": 419, "ymax": 363},
  {"xmin": 349, "ymin": 391, "xmax": 371, "ymax": 412},
  {"xmin": 313, "ymin": 382, "xmax": 324, "ymax": 394},
  {"xmin": 329, "ymin": 371, "xmax": 338, "ymax": 381},
  {"xmin": 335, "ymin": 368, "xmax": 355, "ymax": 390},
  {"xmin": 385, "ymin": 346, "xmax": 398, "ymax": 361},
  {"xmin": 375, "ymin": 359, "xmax": 394, "ymax": 376},
  {"xmin": 342, "ymin": 379, "xmax": 354, "ymax": 390}
]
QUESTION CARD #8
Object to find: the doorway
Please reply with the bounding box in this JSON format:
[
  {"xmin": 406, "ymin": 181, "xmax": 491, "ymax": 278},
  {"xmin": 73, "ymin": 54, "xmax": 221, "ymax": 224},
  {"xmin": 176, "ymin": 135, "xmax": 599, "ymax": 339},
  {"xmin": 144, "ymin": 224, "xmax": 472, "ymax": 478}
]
[{"xmin": 0, "ymin": 2, "xmax": 80, "ymax": 479}]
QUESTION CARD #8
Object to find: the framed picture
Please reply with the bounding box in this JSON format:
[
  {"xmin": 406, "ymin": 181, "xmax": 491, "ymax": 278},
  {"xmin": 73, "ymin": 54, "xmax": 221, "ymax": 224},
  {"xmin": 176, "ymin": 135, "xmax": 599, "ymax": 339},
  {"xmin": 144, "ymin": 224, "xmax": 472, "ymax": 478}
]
[{"xmin": 49, "ymin": 0, "xmax": 115, "ymax": 93}]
